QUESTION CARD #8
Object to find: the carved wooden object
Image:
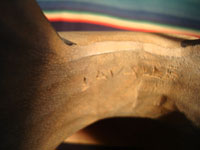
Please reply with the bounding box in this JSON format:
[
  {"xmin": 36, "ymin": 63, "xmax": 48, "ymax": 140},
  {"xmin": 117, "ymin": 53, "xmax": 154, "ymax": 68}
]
[{"xmin": 1, "ymin": 1, "xmax": 200, "ymax": 150}]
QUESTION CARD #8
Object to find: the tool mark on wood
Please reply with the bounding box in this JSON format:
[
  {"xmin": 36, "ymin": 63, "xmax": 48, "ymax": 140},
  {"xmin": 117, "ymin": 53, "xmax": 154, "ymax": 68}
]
[
  {"xmin": 131, "ymin": 66, "xmax": 138, "ymax": 78},
  {"xmin": 96, "ymin": 71, "xmax": 108, "ymax": 80},
  {"xmin": 116, "ymin": 67, "xmax": 124, "ymax": 76},
  {"xmin": 82, "ymin": 77, "xmax": 89, "ymax": 91},
  {"xmin": 110, "ymin": 70, "xmax": 114, "ymax": 77},
  {"xmin": 83, "ymin": 77, "xmax": 87, "ymax": 84},
  {"xmin": 154, "ymin": 95, "xmax": 168, "ymax": 107}
]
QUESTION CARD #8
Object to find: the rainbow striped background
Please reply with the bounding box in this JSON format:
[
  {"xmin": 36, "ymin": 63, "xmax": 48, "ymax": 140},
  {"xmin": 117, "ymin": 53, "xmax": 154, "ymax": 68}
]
[{"xmin": 37, "ymin": 0, "xmax": 200, "ymax": 37}]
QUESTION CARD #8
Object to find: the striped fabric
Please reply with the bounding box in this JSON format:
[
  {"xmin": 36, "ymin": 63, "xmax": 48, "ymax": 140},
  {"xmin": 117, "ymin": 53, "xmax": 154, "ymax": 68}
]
[{"xmin": 37, "ymin": 0, "xmax": 200, "ymax": 37}]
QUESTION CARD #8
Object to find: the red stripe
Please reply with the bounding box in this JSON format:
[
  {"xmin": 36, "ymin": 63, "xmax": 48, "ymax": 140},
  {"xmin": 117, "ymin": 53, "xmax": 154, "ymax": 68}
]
[{"xmin": 48, "ymin": 17, "xmax": 200, "ymax": 38}]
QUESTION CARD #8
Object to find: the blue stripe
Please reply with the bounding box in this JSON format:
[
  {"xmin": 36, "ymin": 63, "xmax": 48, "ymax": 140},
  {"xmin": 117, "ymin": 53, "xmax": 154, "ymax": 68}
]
[{"xmin": 51, "ymin": 21, "xmax": 122, "ymax": 31}]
